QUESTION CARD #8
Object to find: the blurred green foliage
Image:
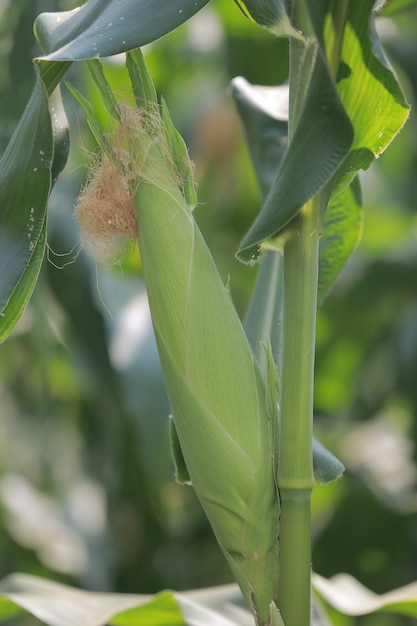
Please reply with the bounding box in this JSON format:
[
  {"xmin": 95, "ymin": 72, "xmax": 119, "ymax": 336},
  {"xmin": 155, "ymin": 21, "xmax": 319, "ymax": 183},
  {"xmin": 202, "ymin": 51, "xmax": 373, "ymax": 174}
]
[{"xmin": 1, "ymin": 1, "xmax": 417, "ymax": 625}]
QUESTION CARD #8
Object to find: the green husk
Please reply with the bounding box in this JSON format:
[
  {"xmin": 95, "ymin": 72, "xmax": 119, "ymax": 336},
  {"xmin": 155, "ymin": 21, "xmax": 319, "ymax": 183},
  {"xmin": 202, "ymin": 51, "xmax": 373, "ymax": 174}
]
[{"xmin": 131, "ymin": 105, "xmax": 279, "ymax": 625}]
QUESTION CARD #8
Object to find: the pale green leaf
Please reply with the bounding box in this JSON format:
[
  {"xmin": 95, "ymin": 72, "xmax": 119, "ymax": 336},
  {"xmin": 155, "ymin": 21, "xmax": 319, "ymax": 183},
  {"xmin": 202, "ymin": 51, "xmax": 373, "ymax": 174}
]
[
  {"xmin": 109, "ymin": 592, "xmax": 185, "ymax": 626},
  {"xmin": 87, "ymin": 59, "xmax": 121, "ymax": 120},
  {"xmin": 0, "ymin": 574, "xmax": 185, "ymax": 626},
  {"xmin": 380, "ymin": 0, "xmax": 417, "ymax": 15},
  {"xmin": 244, "ymin": 251, "xmax": 283, "ymax": 377},
  {"xmin": 0, "ymin": 574, "xmax": 334, "ymax": 626},
  {"xmin": 318, "ymin": 177, "xmax": 363, "ymax": 305},
  {"xmin": 313, "ymin": 573, "xmax": 417, "ymax": 617},
  {"xmin": 312, "ymin": 439, "xmax": 344, "ymax": 485},
  {"xmin": 169, "ymin": 417, "xmax": 191, "ymax": 485},
  {"xmin": 126, "ymin": 48, "xmax": 158, "ymax": 110},
  {"xmin": 269, "ymin": 602, "xmax": 285, "ymax": 626},
  {"xmin": 160, "ymin": 98, "xmax": 198, "ymax": 210},
  {"xmin": 306, "ymin": 0, "xmax": 410, "ymax": 195},
  {"xmin": 0, "ymin": 596, "xmax": 23, "ymax": 622},
  {"xmin": 64, "ymin": 81, "xmax": 112, "ymax": 156}
]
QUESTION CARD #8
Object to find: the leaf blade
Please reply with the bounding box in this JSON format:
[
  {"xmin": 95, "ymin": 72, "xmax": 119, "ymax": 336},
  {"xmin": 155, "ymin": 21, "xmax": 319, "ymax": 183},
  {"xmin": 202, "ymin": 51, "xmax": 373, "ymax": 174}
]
[
  {"xmin": 237, "ymin": 44, "xmax": 353, "ymax": 262},
  {"xmin": 34, "ymin": 0, "xmax": 211, "ymax": 61}
]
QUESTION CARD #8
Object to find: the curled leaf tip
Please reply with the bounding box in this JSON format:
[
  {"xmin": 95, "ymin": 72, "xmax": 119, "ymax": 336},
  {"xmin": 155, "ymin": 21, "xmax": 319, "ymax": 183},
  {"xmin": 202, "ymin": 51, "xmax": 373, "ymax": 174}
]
[{"xmin": 234, "ymin": 0, "xmax": 303, "ymax": 39}]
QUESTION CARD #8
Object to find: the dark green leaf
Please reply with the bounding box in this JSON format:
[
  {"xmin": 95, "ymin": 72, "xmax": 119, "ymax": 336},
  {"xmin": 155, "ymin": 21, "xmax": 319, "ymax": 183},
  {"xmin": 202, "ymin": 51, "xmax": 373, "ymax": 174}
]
[
  {"xmin": 34, "ymin": 0, "xmax": 210, "ymax": 61},
  {"xmin": 232, "ymin": 77, "xmax": 288, "ymax": 200},
  {"xmin": 0, "ymin": 78, "xmax": 50, "ymax": 339},
  {"xmin": 0, "ymin": 224, "xmax": 46, "ymax": 343},
  {"xmin": 0, "ymin": 56, "xmax": 70, "ymax": 341},
  {"xmin": 233, "ymin": 0, "xmax": 301, "ymax": 37},
  {"xmin": 237, "ymin": 44, "xmax": 353, "ymax": 262}
]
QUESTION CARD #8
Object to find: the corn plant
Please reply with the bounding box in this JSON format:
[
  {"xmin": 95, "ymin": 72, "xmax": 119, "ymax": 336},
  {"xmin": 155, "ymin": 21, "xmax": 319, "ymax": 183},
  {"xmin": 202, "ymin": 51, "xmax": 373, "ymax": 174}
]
[{"xmin": 0, "ymin": 1, "xmax": 416, "ymax": 625}]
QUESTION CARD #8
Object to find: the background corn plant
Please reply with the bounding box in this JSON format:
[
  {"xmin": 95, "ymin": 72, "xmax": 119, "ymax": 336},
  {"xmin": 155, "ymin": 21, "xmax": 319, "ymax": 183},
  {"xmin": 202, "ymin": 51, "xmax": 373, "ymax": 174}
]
[{"xmin": 1, "ymin": 1, "xmax": 417, "ymax": 625}]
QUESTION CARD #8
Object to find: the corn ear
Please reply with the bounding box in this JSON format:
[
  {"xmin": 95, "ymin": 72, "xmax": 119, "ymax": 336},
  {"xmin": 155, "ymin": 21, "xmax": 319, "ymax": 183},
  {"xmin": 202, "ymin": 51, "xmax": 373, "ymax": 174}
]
[
  {"xmin": 69, "ymin": 49, "xmax": 281, "ymax": 624},
  {"xmin": 131, "ymin": 92, "xmax": 279, "ymax": 626}
]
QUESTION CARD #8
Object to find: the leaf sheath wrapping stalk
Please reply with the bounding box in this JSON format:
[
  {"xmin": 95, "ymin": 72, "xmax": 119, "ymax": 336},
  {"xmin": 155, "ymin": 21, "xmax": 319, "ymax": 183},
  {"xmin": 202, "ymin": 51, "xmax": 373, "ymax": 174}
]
[{"xmin": 134, "ymin": 141, "xmax": 279, "ymax": 624}]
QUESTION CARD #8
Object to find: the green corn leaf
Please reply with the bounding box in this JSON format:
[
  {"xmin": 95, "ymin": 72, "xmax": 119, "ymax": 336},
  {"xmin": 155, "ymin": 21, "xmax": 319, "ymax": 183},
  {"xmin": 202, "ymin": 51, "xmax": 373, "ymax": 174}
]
[
  {"xmin": 64, "ymin": 81, "xmax": 113, "ymax": 157},
  {"xmin": 0, "ymin": 573, "xmax": 186, "ymax": 626},
  {"xmin": 231, "ymin": 77, "xmax": 289, "ymax": 200},
  {"xmin": 235, "ymin": 74, "xmax": 344, "ymax": 486},
  {"xmin": 126, "ymin": 49, "xmax": 158, "ymax": 110},
  {"xmin": 312, "ymin": 439, "xmax": 344, "ymax": 485},
  {"xmin": 0, "ymin": 574, "xmax": 269, "ymax": 626},
  {"xmin": 34, "ymin": 0, "xmax": 210, "ymax": 61},
  {"xmin": 234, "ymin": 75, "xmax": 360, "ymax": 316},
  {"xmin": 379, "ymin": 0, "xmax": 417, "ymax": 15},
  {"xmin": 160, "ymin": 98, "xmax": 198, "ymax": 210},
  {"xmin": 306, "ymin": 0, "xmax": 410, "ymax": 195},
  {"xmin": 318, "ymin": 177, "xmax": 363, "ymax": 306},
  {"xmin": 269, "ymin": 603, "xmax": 285, "ymax": 626},
  {"xmin": 313, "ymin": 572, "xmax": 417, "ymax": 618},
  {"xmin": 233, "ymin": 0, "xmax": 302, "ymax": 38},
  {"xmin": 244, "ymin": 252, "xmax": 283, "ymax": 377},
  {"xmin": 237, "ymin": 0, "xmax": 409, "ymax": 263},
  {"xmin": 169, "ymin": 417, "xmax": 191, "ymax": 485},
  {"xmin": 0, "ymin": 63, "xmax": 69, "ymax": 341},
  {"xmin": 0, "ymin": 224, "xmax": 46, "ymax": 343},
  {"xmin": 237, "ymin": 42, "xmax": 353, "ymax": 263},
  {"xmin": 87, "ymin": 59, "xmax": 121, "ymax": 120}
]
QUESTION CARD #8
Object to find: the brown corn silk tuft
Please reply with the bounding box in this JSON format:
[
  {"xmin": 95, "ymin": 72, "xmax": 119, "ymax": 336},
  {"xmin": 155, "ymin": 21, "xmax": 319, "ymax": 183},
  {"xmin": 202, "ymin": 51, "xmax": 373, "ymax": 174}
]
[
  {"xmin": 74, "ymin": 151, "xmax": 136, "ymax": 264},
  {"xmin": 74, "ymin": 103, "xmax": 182, "ymax": 264}
]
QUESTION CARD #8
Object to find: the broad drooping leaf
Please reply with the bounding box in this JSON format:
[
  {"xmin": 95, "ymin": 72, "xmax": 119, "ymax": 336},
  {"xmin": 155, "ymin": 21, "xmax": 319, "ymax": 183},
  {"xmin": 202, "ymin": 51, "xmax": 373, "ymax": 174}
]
[
  {"xmin": 0, "ymin": 0, "xmax": 210, "ymax": 341},
  {"xmin": 237, "ymin": 0, "xmax": 409, "ymax": 262},
  {"xmin": 9, "ymin": 572, "xmax": 417, "ymax": 626},
  {"xmin": 237, "ymin": 40, "xmax": 353, "ymax": 262},
  {"xmin": 306, "ymin": 0, "xmax": 410, "ymax": 194},
  {"xmin": 0, "ymin": 575, "xmax": 270, "ymax": 626},
  {"xmin": 0, "ymin": 63, "xmax": 69, "ymax": 341},
  {"xmin": 232, "ymin": 76, "xmax": 361, "ymax": 311},
  {"xmin": 34, "ymin": 0, "xmax": 210, "ymax": 60},
  {"xmin": 0, "ymin": 573, "xmax": 186, "ymax": 626}
]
